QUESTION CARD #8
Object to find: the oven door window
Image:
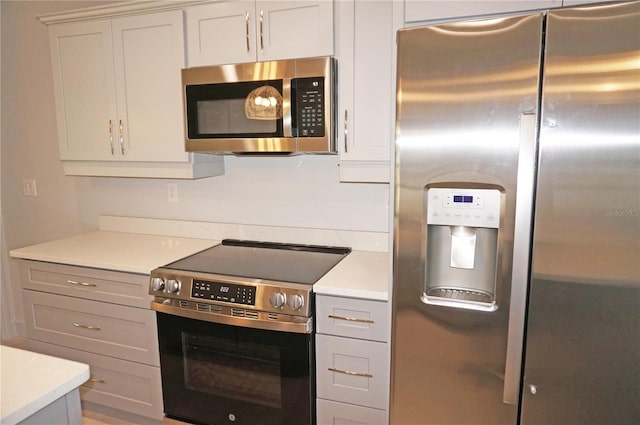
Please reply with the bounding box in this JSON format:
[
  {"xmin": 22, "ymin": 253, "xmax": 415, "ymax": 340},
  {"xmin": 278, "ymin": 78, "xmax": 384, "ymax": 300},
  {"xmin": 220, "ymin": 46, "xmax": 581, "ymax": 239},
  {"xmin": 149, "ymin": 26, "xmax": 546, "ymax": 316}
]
[
  {"xmin": 185, "ymin": 80, "xmax": 284, "ymax": 139},
  {"xmin": 183, "ymin": 333, "xmax": 282, "ymax": 408},
  {"xmin": 157, "ymin": 313, "xmax": 313, "ymax": 425}
]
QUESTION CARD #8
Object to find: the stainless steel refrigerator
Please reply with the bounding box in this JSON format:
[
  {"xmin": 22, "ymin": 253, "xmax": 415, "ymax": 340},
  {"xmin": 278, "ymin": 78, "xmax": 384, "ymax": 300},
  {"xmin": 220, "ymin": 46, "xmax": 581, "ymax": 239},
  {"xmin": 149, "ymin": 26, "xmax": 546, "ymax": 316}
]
[{"xmin": 391, "ymin": 2, "xmax": 639, "ymax": 424}]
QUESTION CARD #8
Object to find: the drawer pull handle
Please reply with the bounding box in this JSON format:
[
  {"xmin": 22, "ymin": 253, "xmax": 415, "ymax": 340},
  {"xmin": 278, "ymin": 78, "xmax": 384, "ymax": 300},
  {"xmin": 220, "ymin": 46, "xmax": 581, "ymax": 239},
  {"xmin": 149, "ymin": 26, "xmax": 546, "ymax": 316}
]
[
  {"xmin": 73, "ymin": 323, "xmax": 101, "ymax": 331},
  {"xmin": 328, "ymin": 314, "xmax": 374, "ymax": 324},
  {"xmin": 328, "ymin": 367, "xmax": 373, "ymax": 378},
  {"xmin": 67, "ymin": 280, "xmax": 97, "ymax": 288},
  {"xmin": 89, "ymin": 377, "xmax": 106, "ymax": 384}
]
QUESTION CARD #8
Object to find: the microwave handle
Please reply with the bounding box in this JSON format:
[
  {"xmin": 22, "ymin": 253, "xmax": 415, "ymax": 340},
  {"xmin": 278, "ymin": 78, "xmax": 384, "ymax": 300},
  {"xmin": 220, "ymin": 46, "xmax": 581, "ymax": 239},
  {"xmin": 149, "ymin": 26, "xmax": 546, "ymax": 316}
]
[{"xmin": 287, "ymin": 78, "xmax": 297, "ymax": 138}]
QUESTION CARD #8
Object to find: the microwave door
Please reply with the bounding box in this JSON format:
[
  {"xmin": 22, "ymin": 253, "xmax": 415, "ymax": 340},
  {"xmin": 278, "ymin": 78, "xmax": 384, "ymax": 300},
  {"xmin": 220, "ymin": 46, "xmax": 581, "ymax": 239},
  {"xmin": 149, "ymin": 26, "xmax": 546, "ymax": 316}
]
[
  {"xmin": 184, "ymin": 79, "xmax": 297, "ymax": 153},
  {"xmin": 186, "ymin": 80, "xmax": 285, "ymax": 139}
]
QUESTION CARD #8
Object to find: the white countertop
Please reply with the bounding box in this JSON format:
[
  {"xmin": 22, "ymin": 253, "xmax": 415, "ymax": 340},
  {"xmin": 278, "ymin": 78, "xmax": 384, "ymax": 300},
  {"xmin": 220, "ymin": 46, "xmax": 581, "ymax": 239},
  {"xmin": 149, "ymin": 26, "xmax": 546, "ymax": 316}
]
[
  {"xmin": 10, "ymin": 231, "xmax": 219, "ymax": 274},
  {"xmin": 0, "ymin": 345, "xmax": 90, "ymax": 425},
  {"xmin": 314, "ymin": 250, "xmax": 389, "ymax": 301},
  {"xmin": 10, "ymin": 230, "xmax": 389, "ymax": 300}
]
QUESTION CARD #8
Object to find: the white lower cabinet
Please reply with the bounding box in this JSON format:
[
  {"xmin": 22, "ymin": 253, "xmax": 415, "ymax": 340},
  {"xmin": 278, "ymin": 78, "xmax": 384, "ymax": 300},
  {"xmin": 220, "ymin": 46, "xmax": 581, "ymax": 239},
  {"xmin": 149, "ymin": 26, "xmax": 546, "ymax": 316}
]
[
  {"xmin": 316, "ymin": 295, "xmax": 389, "ymax": 424},
  {"xmin": 28, "ymin": 340, "xmax": 163, "ymax": 420},
  {"xmin": 317, "ymin": 399, "xmax": 387, "ymax": 425},
  {"xmin": 19, "ymin": 260, "xmax": 163, "ymax": 420}
]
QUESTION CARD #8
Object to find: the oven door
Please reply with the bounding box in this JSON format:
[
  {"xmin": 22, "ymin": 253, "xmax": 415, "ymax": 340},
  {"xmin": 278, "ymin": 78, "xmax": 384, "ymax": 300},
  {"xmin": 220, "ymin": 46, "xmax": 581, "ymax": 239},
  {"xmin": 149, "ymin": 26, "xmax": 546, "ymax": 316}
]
[{"xmin": 156, "ymin": 312, "xmax": 314, "ymax": 425}]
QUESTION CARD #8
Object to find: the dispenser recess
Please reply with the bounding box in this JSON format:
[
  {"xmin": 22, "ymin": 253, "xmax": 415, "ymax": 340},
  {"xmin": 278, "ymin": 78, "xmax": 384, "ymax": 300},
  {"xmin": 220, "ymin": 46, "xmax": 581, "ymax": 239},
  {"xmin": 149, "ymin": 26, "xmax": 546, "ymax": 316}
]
[{"xmin": 423, "ymin": 188, "xmax": 501, "ymax": 311}]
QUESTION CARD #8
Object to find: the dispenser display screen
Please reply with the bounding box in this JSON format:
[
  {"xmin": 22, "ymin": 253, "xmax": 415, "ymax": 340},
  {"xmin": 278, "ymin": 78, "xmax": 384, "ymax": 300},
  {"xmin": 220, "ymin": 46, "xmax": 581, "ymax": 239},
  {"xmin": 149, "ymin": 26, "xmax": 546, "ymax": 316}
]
[
  {"xmin": 427, "ymin": 188, "xmax": 501, "ymax": 229},
  {"xmin": 454, "ymin": 195, "xmax": 474, "ymax": 203}
]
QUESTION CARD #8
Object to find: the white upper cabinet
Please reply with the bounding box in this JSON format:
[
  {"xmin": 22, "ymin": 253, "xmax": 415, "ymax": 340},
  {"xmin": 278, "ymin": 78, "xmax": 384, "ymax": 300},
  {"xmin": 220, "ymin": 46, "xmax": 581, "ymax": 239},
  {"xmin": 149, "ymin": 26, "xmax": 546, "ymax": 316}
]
[
  {"xmin": 185, "ymin": 0, "xmax": 334, "ymax": 67},
  {"xmin": 49, "ymin": 19, "xmax": 116, "ymax": 161},
  {"xmin": 111, "ymin": 12, "xmax": 188, "ymax": 163},
  {"xmin": 336, "ymin": 0, "xmax": 397, "ymax": 183},
  {"xmin": 404, "ymin": 0, "xmax": 562, "ymax": 23},
  {"xmin": 45, "ymin": 8, "xmax": 224, "ymax": 178}
]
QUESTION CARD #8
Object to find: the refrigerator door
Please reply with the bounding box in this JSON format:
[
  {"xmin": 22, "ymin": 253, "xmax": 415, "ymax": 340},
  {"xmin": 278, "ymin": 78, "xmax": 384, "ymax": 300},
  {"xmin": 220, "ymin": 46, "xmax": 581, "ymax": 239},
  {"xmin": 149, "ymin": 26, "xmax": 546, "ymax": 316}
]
[
  {"xmin": 391, "ymin": 13, "xmax": 543, "ymax": 425},
  {"xmin": 522, "ymin": 2, "xmax": 640, "ymax": 424}
]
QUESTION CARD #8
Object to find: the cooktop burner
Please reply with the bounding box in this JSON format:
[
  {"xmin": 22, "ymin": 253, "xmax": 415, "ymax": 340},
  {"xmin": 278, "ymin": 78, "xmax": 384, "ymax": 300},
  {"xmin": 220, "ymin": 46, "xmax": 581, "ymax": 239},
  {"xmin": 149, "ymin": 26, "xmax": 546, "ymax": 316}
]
[{"xmin": 163, "ymin": 239, "xmax": 351, "ymax": 285}]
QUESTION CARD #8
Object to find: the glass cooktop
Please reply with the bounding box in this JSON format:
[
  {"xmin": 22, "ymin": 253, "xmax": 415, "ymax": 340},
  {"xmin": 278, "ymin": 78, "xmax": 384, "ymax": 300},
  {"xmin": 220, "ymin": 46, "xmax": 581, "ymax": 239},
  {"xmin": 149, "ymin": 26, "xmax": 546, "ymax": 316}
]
[{"xmin": 162, "ymin": 239, "xmax": 351, "ymax": 285}]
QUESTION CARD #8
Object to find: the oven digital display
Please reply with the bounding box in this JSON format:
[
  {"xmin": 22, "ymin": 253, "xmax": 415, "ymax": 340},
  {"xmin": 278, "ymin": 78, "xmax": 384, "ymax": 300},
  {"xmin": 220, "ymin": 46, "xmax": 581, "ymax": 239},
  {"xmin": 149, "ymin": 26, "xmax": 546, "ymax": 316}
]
[{"xmin": 192, "ymin": 279, "xmax": 256, "ymax": 305}]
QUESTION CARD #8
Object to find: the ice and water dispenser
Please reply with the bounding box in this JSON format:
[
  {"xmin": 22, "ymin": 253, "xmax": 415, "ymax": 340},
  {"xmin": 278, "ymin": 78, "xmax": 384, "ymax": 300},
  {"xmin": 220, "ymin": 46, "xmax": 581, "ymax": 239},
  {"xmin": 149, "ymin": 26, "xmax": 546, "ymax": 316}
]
[{"xmin": 423, "ymin": 188, "xmax": 501, "ymax": 311}]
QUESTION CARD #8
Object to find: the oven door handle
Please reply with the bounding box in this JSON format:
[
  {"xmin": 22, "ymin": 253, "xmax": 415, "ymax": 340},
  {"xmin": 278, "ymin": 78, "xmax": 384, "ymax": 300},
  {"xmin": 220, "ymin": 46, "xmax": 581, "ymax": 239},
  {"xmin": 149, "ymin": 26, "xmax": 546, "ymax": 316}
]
[{"xmin": 151, "ymin": 300, "xmax": 313, "ymax": 334}]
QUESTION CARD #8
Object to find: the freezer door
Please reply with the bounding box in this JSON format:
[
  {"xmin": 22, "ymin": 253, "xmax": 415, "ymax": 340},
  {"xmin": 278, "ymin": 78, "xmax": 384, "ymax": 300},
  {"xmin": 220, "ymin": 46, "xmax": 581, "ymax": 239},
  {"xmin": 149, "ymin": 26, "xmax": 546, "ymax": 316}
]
[
  {"xmin": 391, "ymin": 13, "xmax": 544, "ymax": 425},
  {"xmin": 523, "ymin": 2, "xmax": 640, "ymax": 424}
]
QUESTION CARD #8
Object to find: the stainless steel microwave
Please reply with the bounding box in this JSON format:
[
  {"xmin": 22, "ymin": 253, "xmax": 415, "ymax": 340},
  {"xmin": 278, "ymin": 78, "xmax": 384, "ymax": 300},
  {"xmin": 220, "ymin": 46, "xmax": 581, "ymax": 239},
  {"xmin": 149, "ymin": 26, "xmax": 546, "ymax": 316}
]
[{"xmin": 182, "ymin": 57, "xmax": 336, "ymax": 155}]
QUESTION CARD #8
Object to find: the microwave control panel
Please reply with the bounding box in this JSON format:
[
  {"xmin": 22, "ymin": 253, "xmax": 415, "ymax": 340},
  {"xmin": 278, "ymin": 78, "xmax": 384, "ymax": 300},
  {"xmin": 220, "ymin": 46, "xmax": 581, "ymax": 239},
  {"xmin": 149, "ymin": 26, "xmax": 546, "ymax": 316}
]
[{"xmin": 293, "ymin": 77, "xmax": 325, "ymax": 137}]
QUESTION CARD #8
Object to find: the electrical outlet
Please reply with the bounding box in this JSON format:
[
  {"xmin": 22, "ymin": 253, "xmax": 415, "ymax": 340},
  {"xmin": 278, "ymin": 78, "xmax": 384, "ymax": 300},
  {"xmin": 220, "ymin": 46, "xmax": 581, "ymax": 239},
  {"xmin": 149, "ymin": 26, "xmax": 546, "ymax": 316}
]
[
  {"xmin": 167, "ymin": 183, "xmax": 178, "ymax": 202},
  {"xmin": 23, "ymin": 179, "xmax": 38, "ymax": 196}
]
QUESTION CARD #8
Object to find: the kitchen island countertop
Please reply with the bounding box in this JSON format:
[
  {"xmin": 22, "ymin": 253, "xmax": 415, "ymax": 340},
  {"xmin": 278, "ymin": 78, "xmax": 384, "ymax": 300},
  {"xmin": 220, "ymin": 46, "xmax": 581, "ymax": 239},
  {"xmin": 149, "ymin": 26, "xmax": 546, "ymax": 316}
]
[{"xmin": 0, "ymin": 345, "xmax": 90, "ymax": 425}]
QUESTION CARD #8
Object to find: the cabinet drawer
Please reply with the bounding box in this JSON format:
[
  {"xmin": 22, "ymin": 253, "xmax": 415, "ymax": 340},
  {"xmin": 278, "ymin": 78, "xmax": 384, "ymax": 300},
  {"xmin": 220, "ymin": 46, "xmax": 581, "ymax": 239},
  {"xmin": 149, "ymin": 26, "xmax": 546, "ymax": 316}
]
[
  {"xmin": 23, "ymin": 290, "xmax": 159, "ymax": 366},
  {"xmin": 28, "ymin": 340, "xmax": 163, "ymax": 420},
  {"xmin": 19, "ymin": 260, "xmax": 151, "ymax": 308},
  {"xmin": 316, "ymin": 295, "xmax": 388, "ymax": 342},
  {"xmin": 316, "ymin": 334, "xmax": 388, "ymax": 409},
  {"xmin": 317, "ymin": 398, "xmax": 387, "ymax": 425}
]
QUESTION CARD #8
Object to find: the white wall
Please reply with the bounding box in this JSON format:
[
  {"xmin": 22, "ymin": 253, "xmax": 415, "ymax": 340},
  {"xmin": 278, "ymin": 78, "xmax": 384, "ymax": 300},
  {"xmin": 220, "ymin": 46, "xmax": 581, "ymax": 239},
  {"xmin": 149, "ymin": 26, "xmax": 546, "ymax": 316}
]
[{"xmin": 0, "ymin": 1, "xmax": 390, "ymax": 338}]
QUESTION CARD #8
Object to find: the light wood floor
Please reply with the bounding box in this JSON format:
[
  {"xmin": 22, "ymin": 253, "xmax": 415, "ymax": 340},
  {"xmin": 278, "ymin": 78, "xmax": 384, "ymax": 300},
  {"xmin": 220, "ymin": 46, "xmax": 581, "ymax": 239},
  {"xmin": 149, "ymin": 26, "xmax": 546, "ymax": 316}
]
[{"xmin": 82, "ymin": 403, "xmax": 162, "ymax": 425}]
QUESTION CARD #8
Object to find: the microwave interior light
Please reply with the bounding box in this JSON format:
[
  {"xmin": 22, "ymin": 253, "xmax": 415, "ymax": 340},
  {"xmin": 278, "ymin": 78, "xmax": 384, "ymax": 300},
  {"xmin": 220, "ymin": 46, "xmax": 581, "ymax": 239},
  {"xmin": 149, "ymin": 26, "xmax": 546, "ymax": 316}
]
[{"xmin": 245, "ymin": 85, "xmax": 283, "ymax": 120}]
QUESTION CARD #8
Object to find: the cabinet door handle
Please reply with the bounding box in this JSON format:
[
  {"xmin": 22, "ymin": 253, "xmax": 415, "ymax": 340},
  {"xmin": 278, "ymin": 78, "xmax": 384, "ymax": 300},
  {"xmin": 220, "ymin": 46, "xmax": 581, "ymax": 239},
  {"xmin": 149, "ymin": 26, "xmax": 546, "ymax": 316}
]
[
  {"xmin": 108, "ymin": 120, "xmax": 115, "ymax": 155},
  {"xmin": 119, "ymin": 119, "xmax": 125, "ymax": 155},
  {"xmin": 328, "ymin": 367, "xmax": 373, "ymax": 378},
  {"xmin": 245, "ymin": 12, "xmax": 250, "ymax": 53},
  {"xmin": 344, "ymin": 110, "xmax": 349, "ymax": 153},
  {"xmin": 73, "ymin": 323, "xmax": 101, "ymax": 331},
  {"xmin": 89, "ymin": 376, "xmax": 106, "ymax": 384},
  {"xmin": 328, "ymin": 314, "xmax": 374, "ymax": 324},
  {"xmin": 259, "ymin": 10, "xmax": 264, "ymax": 52},
  {"xmin": 67, "ymin": 279, "xmax": 97, "ymax": 288}
]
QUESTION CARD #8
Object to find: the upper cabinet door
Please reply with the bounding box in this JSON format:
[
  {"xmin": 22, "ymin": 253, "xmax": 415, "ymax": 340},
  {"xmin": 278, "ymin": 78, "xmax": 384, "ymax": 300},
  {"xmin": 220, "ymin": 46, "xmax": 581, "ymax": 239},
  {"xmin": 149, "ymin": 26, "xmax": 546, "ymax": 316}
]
[
  {"xmin": 405, "ymin": 0, "xmax": 561, "ymax": 23},
  {"xmin": 336, "ymin": 0, "xmax": 395, "ymax": 183},
  {"xmin": 185, "ymin": 1, "xmax": 256, "ymax": 67},
  {"xmin": 111, "ymin": 10, "xmax": 188, "ymax": 162},
  {"xmin": 186, "ymin": 0, "xmax": 333, "ymax": 67},
  {"xmin": 49, "ymin": 20, "xmax": 118, "ymax": 161},
  {"xmin": 257, "ymin": 0, "xmax": 334, "ymax": 61}
]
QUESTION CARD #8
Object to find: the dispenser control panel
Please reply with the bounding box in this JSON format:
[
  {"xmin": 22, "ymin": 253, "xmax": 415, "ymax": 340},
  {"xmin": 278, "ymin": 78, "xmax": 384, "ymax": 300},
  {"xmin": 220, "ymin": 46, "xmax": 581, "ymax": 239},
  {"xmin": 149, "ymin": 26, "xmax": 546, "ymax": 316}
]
[{"xmin": 427, "ymin": 188, "xmax": 501, "ymax": 228}]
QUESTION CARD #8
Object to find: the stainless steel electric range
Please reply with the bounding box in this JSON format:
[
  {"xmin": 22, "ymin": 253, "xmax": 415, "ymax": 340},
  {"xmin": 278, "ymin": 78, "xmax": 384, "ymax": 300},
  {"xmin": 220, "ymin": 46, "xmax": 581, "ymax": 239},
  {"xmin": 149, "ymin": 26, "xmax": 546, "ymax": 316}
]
[{"xmin": 149, "ymin": 239, "xmax": 351, "ymax": 425}]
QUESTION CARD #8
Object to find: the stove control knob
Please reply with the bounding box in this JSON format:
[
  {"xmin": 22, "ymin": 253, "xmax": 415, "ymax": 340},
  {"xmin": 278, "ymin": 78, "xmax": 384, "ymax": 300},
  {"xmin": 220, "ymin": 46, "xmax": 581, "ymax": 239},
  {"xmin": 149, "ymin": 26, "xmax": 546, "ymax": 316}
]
[
  {"xmin": 151, "ymin": 277, "xmax": 165, "ymax": 292},
  {"xmin": 287, "ymin": 294, "xmax": 305, "ymax": 311},
  {"xmin": 166, "ymin": 279, "xmax": 181, "ymax": 293},
  {"xmin": 269, "ymin": 292, "xmax": 287, "ymax": 309}
]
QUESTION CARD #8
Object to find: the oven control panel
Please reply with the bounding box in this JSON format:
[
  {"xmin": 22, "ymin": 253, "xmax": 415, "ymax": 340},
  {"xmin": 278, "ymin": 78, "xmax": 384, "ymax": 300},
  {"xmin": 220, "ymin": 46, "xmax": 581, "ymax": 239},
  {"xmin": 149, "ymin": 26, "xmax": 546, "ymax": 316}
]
[
  {"xmin": 149, "ymin": 269, "xmax": 312, "ymax": 317},
  {"xmin": 192, "ymin": 279, "xmax": 256, "ymax": 306}
]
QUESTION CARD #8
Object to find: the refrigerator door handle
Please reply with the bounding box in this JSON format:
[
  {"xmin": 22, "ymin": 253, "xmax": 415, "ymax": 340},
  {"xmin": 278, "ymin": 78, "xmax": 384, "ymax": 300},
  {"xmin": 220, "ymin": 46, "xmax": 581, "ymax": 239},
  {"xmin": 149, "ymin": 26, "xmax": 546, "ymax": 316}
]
[{"xmin": 503, "ymin": 112, "xmax": 537, "ymax": 405}]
